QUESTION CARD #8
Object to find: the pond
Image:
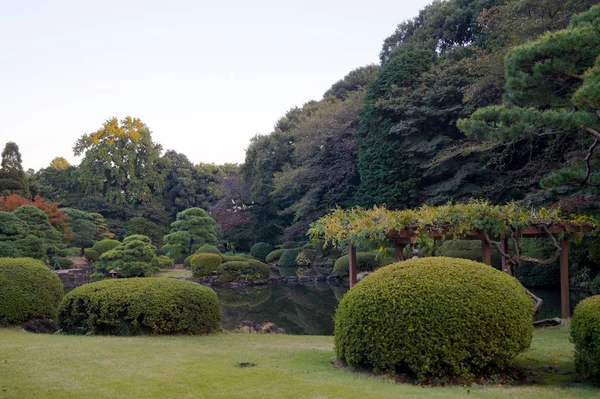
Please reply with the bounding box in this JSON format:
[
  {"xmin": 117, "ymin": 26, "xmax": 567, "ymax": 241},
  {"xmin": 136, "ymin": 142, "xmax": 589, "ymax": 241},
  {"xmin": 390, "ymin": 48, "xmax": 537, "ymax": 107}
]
[{"xmin": 62, "ymin": 279, "xmax": 591, "ymax": 335}]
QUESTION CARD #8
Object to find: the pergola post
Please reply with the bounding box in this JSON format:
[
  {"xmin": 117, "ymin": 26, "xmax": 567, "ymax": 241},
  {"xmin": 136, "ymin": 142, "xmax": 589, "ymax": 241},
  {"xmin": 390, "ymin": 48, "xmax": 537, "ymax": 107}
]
[
  {"xmin": 501, "ymin": 238, "xmax": 511, "ymax": 275},
  {"xmin": 481, "ymin": 239, "xmax": 491, "ymax": 266},
  {"xmin": 560, "ymin": 239, "xmax": 570, "ymax": 319},
  {"xmin": 394, "ymin": 243, "xmax": 406, "ymax": 262},
  {"xmin": 349, "ymin": 243, "xmax": 357, "ymax": 288}
]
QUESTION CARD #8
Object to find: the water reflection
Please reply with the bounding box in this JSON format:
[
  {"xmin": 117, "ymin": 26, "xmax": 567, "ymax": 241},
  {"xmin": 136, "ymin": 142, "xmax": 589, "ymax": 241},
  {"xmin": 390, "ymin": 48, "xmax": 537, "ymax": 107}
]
[{"xmin": 214, "ymin": 283, "xmax": 348, "ymax": 335}]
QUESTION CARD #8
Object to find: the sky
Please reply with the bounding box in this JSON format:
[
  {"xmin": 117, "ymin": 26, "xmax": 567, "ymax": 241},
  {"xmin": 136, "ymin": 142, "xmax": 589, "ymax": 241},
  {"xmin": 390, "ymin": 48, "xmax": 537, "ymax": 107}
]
[{"xmin": 0, "ymin": 0, "xmax": 432, "ymax": 170}]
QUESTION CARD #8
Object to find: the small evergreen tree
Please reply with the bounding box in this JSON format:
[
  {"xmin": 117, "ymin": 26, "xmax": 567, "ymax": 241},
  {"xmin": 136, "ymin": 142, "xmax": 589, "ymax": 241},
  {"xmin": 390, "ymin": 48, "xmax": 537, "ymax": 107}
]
[{"xmin": 162, "ymin": 208, "xmax": 217, "ymax": 259}]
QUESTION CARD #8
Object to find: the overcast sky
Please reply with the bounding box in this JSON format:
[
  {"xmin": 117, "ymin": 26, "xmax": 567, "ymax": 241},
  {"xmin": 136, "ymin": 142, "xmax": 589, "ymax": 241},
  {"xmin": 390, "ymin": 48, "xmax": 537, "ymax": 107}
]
[{"xmin": 0, "ymin": 0, "xmax": 432, "ymax": 170}]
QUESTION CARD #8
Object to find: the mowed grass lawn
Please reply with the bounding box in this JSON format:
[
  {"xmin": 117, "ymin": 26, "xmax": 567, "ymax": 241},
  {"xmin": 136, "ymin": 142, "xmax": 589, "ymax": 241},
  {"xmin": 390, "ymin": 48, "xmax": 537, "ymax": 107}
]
[{"xmin": 0, "ymin": 326, "xmax": 597, "ymax": 399}]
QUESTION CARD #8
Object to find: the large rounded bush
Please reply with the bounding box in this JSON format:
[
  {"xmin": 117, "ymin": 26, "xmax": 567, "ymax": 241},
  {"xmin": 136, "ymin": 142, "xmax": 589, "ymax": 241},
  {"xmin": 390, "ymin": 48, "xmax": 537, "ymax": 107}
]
[
  {"xmin": 250, "ymin": 242, "xmax": 273, "ymax": 261},
  {"xmin": 571, "ymin": 295, "xmax": 600, "ymax": 381},
  {"xmin": 191, "ymin": 253, "xmax": 222, "ymax": 277},
  {"xmin": 278, "ymin": 248, "xmax": 302, "ymax": 268},
  {"xmin": 91, "ymin": 239, "xmax": 121, "ymax": 255},
  {"xmin": 195, "ymin": 244, "xmax": 221, "ymax": 255},
  {"xmin": 0, "ymin": 258, "xmax": 64, "ymax": 325},
  {"xmin": 84, "ymin": 248, "xmax": 99, "ymax": 263},
  {"xmin": 335, "ymin": 257, "xmax": 533, "ymax": 379},
  {"xmin": 215, "ymin": 260, "xmax": 270, "ymax": 283},
  {"xmin": 333, "ymin": 252, "xmax": 388, "ymax": 277},
  {"xmin": 265, "ymin": 249, "xmax": 285, "ymax": 263},
  {"xmin": 58, "ymin": 278, "xmax": 221, "ymax": 335},
  {"xmin": 221, "ymin": 255, "xmax": 248, "ymax": 262}
]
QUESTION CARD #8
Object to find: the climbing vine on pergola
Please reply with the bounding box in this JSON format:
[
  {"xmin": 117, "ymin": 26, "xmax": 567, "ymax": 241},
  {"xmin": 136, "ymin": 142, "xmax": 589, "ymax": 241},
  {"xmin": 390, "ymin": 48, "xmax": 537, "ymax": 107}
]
[{"xmin": 309, "ymin": 200, "xmax": 596, "ymax": 318}]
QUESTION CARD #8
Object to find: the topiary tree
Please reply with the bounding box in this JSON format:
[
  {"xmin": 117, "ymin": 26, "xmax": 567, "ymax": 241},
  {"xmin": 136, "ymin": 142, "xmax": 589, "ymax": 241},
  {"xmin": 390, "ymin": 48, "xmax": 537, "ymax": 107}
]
[
  {"xmin": 162, "ymin": 208, "xmax": 218, "ymax": 260},
  {"xmin": 334, "ymin": 257, "xmax": 533, "ymax": 379},
  {"xmin": 215, "ymin": 260, "xmax": 271, "ymax": 283},
  {"xmin": 278, "ymin": 248, "xmax": 303, "ymax": 268},
  {"xmin": 0, "ymin": 258, "xmax": 63, "ymax": 324},
  {"xmin": 265, "ymin": 249, "xmax": 285, "ymax": 263},
  {"xmin": 151, "ymin": 255, "xmax": 173, "ymax": 270},
  {"xmin": 13, "ymin": 205, "xmax": 63, "ymax": 255},
  {"xmin": 571, "ymin": 295, "xmax": 600, "ymax": 381},
  {"xmin": 195, "ymin": 244, "xmax": 221, "ymax": 255},
  {"xmin": 96, "ymin": 234, "xmax": 156, "ymax": 277},
  {"xmin": 62, "ymin": 208, "xmax": 100, "ymax": 255},
  {"xmin": 84, "ymin": 249, "xmax": 99, "ymax": 263},
  {"xmin": 58, "ymin": 278, "xmax": 221, "ymax": 335},
  {"xmin": 250, "ymin": 242, "xmax": 273, "ymax": 261},
  {"xmin": 190, "ymin": 253, "xmax": 222, "ymax": 277},
  {"xmin": 91, "ymin": 239, "xmax": 121, "ymax": 255}
]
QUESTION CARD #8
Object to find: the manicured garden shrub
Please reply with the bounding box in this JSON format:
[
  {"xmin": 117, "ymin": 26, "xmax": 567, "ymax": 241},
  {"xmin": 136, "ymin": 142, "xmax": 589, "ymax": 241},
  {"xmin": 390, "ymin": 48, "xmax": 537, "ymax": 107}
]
[
  {"xmin": 571, "ymin": 295, "xmax": 600, "ymax": 381},
  {"xmin": 84, "ymin": 249, "xmax": 99, "ymax": 263},
  {"xmin": 91, "ymin": 239, "xmax": 121, "ymax": 255},
  {"xmin": 334, "ymin": 257, "xmax": 533, "ymax": 379},
  {"xmin": 152, "ymin": 255, "xmax": 173, "ymax": 269},
  {"xmin": 215, "ymin": 260, "xmax": 270, "ymax": 283},
  {"xmin": 296, "ymin": 248, "xmax": 317, "ymax": 266},
  {"xmin": 51, "ymin": 257, "xmax": 73, "ymax": 270},
  {"xmin": 119, "ymin": 262, "xmax": 154, "ymax": 277},
  {"xmin": 221, "ymin": 255, "xmax": 248, "ymax": 262},
  {"xmin": 96, "ymin": 234, "xmax": 156, "ymax": 277},
  {"xmin": 191, "ymin": 253, "xmax": 222, "ymax": 277},
  {"xmin": 250, "ymin": 242, "xmax": 273, "ymax": 261},
  {"xmin": 265, "ymin": 249, "xmax": 285, "ymax": 263},
  {"xmin": 333, "ymin": 252, "xmax": 388, "ymax": 277},
  {"xmin": 195, "ymin": 244, "xmax": 221, "ymax": 255},
  {"xmin": 278, "ymin": 248, "xmax": 302, "ymax": 268},
  {"xmin": 58, "ymin": 278, "xmax": 221, "ymax": 335},
  {"xmin": 63, "ymin": 247, "xmax": 82, "ymax": 257},
  {"xmin": 0, "ymin": 258, "xmax": 63, "ymax": 325},
  {"xmin": 279, "ymin": 241, "xmax": 305, "ymax": 249},
  {"xmin": 589, "ymin": 275, "xmax": 600, "ymax": 295}
]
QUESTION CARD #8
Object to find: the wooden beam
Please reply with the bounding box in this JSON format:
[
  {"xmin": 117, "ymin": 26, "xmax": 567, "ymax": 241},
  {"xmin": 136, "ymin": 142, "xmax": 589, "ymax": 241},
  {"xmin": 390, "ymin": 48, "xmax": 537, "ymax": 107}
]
[
  {"xmin": 349, "ymin": 243, "xmax": 357, "ymax": 288},
  {"xmin": 501, "ymin": 238, "xmax": 511, "ymax": 275},
  {"xmin": 482, "ymin": 239, "xmax": 491, "ymax": 266},
  {"xmin": 394, "ymin": 243, "xmax": 406, "ymax": 262},
  {"xmin": 560, "ymin": 239, "xmax": 570, "ymax": 318}
]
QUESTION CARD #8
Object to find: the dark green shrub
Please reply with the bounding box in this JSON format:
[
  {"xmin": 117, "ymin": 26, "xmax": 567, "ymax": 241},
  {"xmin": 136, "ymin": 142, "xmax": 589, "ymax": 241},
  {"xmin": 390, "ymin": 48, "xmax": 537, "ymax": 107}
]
[
  {"xmin": 96, "ymin": 235, "xmax": 156, "ymax": 277},
  {"xmin": 184, "ymin": 255, "xmax": 193, "ymax": 268},
  {"xmin": 265, "ymin": 249, "xmax": 285, "ymax": 263},
  {"xmin": 0, "ymin": 258, "xmax": 63, "ymax": 325},
  {"xmin": 191, "ymin": 253, "xmax": 222, "ymax": 277},
  {"xmin": 215, "ymin": 261, "xmax": 270, "ymax": 283},
  {"xmin": 119, "ymin": 262, "xmax": 153, "ymax": 278},
  {"xmin": 279, "ymin": 248, "xmax": 302, "ymax": 268},
  {"xmin": 279, "ymin": 241, "xmax": 305, "ymax": 249},
  {"xmin": 123, "ymin": 234, "xmax": 152, "ymax": 245},
  {"xmin": 221, "ymin": 255, "xmax": 248, "ymax": 262},
  {"xmin": 333, "ymin": 252, "xmax": 389, "ymax": 277},
  {"xmin": 515, "ymin": 262, "xmax": 560, "ymax": 287},
  {"xmin": 296, "ymin": 248, "xmax": 317, "ymax": 266},
  {"xmin": 84, "ymin": 249, "xmax": 99, "ymax": 263},
  {"xmin": 51, "ymin": 257, "xmax": 73, "ymax": 270},
  {"xmin": 58, "ymin": 278, "xmax": 221, "ymax": 335},
  {"xmin": 195, "ymin": 244, "xmax": 221, "ymax": 255},
  {"xmin": 571, "ymin": 295, "xmax": 600, "ymax": 381},
  {"xmin": 590, "ymin": 275, "xmax": 600, "ymax": 295},
  {"xmin": 91, "ymin": 239, "xmax": 121, "ymax": 255},
  {"xmin": 250, "ymin": 242, "xmax": 274, "ymax": 261},
  {"xmin": 334, "ymin": 257, "xmax": 533, "ymax": 379},
  {"xmin": 63, "ymin": 247, "xmax": 81, "ymax": 257},
  {"xmin": 151, "ymin": 255, "xmax": 173, "ymax": 269}
]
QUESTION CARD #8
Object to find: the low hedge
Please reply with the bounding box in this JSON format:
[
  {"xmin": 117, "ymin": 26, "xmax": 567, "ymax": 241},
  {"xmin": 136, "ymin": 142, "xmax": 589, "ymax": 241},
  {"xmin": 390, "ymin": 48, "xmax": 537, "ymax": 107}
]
[
  {"xmin": 571, "ymin": 295, "xmax": 600, "ymax": 381},
  {"xmin": 221, "ymin": 255, "xmax": 248, "ymax": 262},
  {"xmin": 191, "ymin": 253, "xmax": 222, "ymax": 277},
  {"xmin": 195, "ymin": 244, "xmax": 221, "ymax": 255},
  {"xmin": 265, "ymin": 249, "xmax": 285, "ymax": 263},
  {"xmin": 334, "ymin": 257, "xmax": 533, "ymax": 379},
  {"xmin": 333, "ymin": 252, "xmax": 388, "ymax": 277},
  {"xmin": 215, "ymin": 260, "xmax": 270, "ymax": 283},
  {"xmin": 278, "ymin": 248, "xmax": 303, "ymax": 268},
  {"xmin": 91, "ymin": 239, "xmax": 121, "ymax": 255},
  {"xmin": 0, "ymin": 258, "xmax": 64, "ymax": 325},
  {"xmin": 250, "ymin": 242, "xmax": 274, "ymax": 261},
  {"xmin": 58, "ymin": 278, "xmax": 221, "ymax": 335}
]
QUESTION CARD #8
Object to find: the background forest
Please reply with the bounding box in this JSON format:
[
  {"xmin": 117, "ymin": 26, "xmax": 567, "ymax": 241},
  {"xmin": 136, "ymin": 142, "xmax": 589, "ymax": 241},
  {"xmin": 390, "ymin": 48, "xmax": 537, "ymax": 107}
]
[{"xmin": 1, "ymin": 0, "xmax": 599, "ymax": 284}]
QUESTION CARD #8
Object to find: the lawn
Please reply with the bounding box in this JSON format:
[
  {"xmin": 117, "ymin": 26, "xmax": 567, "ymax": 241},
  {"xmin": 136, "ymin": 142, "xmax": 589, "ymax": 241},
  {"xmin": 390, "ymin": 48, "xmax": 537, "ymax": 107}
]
[
  {"xmin": 153, "ymin": 268, "xmax": 192, "ymax": 278},
  {"xmin": 0, "ymin": 326, "xmax": 597, "ymax": 399}
]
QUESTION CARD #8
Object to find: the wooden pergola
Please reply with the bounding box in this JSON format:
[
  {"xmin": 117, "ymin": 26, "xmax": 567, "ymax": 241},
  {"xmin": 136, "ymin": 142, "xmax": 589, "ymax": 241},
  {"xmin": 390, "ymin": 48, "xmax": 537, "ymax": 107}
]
[{"xmin": 347, "ymin": 223, "xmax": 594, "ymax": 318}]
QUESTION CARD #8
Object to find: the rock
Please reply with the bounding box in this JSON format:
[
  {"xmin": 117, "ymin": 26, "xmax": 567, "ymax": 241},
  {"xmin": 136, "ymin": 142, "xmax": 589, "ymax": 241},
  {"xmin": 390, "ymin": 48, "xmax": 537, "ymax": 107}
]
[
  {"xmin": 533, "ymin": 318, "xmax": 562, "ymax": 327},
  {"xmin": 22, "ymin": 319, "xmax": 58, "ymax": 334}
]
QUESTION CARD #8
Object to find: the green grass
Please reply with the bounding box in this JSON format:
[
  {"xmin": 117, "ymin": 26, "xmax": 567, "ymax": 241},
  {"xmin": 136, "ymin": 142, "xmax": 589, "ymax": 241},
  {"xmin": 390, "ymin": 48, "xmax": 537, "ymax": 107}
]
[
  {"xmin": 0, "ymin": 326, "xmax": 596, "ymax": 398},
  {"xmin": 153, "ymin": 268, "xmax": 192, "ymax": 278}
]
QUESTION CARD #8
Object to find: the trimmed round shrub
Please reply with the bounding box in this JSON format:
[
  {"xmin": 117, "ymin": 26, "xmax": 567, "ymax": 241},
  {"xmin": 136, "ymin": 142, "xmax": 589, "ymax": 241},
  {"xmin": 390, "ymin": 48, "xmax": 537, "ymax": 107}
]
[
  {"xmin": 84, "ymin": 249, "xmax": 99, "ymax": 263},
  {"xmin": 91, "ymin": 239, "xmax": 121, "ymax": 256},
  {"xmin": 152, "ymin": 255, "xmax": 173, "ymax": 269},
  {"xmin": 571, "ymin": 295, "xmax": 600, "ymax": 381},
  {"xmin": 0, "ymin": 258, "xmax": 64, "ymax": 325},
  {"xmin": 51, "ymin": 257, "xmax": 74, "ymax": 270},
  {"xmin": 58, "ymin": 278, "xmax": 221, "ymax": 335},
  {"xmin": 279, "ymin": 248, "xmax": 302, "ymax": 268},
  {"xmin": 265, "ymin": 249, "xmax": 285, "ymax": 263},
  {"xmin": 215, "ymin": 261, "xmax": 270, "ymax": 283},
  {"xmin": 191, "ymin": 253, "xmax": 222, "ymax": 277},
  {"xmin": 118, "ymin": 262, "xmax": 153, "ymax": 278},
  {"xmin": 334, "ymin": 257, "xmax": 533, "ymax": 379},
  {"xmin": 333, "ymin": 252, "xmax": 388, "ymax": 277},
  {"xmin": 250, "ymin": 242, "xmax": 274, "ymax": 261},
  {"xmin": 279, "ymin": 241, "xmax": 305, "ymax": 249},
  {"xmin": 221, "ymin": 255, "xmax": 248, "ymax": 262},
  {"xmin": 195, "ymin": 244, "xmax": 221, "ymax": 255}
]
